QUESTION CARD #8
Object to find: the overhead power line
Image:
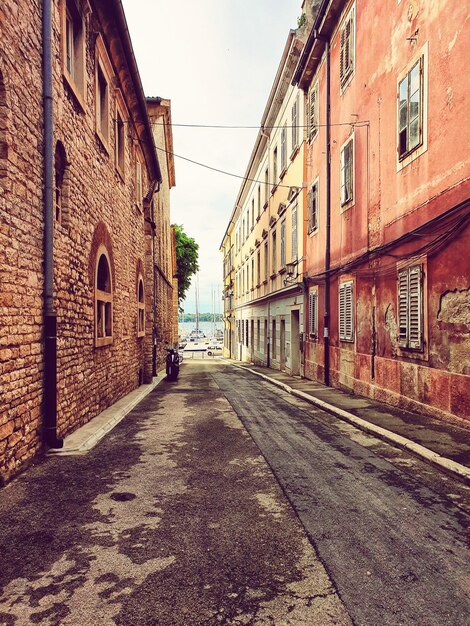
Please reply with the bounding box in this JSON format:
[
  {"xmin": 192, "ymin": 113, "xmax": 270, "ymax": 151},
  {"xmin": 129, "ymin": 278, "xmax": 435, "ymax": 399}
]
[
  {"xmin": 151, "ymin": 121, "xmax": 369, "ymax": 129},
  {"xmin": 154, "ymin": 145, "xmax": 295, "ymax": 189}
]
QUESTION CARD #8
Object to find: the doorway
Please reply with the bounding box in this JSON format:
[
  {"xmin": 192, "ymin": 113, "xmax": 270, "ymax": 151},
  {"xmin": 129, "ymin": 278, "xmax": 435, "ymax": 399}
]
[
  {"xmin": 280, "ymin": 319, "xmax": 286, "ymax": 371},
  {"xmin": 291, "ymin": 310, "xmax": 300, "ymax": 376}
]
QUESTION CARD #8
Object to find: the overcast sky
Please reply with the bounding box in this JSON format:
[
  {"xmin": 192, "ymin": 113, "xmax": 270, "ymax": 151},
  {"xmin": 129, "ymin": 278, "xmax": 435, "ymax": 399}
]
[{"xmin": 122, "ymin": 0, "xmax": 301, "ymax": 314}]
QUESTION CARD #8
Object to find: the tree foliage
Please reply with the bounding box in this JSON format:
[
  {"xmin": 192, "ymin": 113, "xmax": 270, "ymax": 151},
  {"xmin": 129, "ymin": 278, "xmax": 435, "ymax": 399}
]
[{"xmin": 173, "ymin": 224, "xmax": 199, "ymax": 307}]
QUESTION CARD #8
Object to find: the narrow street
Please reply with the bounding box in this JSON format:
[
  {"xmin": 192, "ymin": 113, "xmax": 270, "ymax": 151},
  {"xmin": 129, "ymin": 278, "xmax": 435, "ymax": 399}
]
[{"xmin": 0, "ymin": 360, "xmax": 469, "ymax": 626}]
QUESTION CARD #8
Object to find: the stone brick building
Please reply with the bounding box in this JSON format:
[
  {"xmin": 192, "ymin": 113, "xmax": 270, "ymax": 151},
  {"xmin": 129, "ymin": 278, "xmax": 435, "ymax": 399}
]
[{"xmin": 0, "ymin": 0, "xmax": 177, "ymax": 483}]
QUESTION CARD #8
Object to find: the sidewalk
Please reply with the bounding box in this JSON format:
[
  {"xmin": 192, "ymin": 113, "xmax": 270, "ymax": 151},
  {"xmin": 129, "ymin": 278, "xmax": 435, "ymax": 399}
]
[{"xmin": 232, "ymin": 361, "xmax": 470, "ymax": 484}]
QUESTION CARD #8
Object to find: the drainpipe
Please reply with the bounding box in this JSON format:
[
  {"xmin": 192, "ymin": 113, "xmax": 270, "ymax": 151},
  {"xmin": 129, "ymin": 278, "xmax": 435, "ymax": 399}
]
[
  {"xmin": 42, "ymin": 0, "xmax": 63, "ymax": 448},
  {"xmin": 321, "ymin": 36, "xmax": 331, "ymax": 387}
]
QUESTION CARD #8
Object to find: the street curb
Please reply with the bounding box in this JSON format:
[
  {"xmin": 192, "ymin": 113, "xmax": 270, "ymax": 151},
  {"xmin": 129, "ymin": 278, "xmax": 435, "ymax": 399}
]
[
  {"xmin": 228, "ymin": 361, "xmax": 470, "ymax": 485},
  {"xmin": 48, "ymin": 371, "xmax": 166, "ymax": 456}
]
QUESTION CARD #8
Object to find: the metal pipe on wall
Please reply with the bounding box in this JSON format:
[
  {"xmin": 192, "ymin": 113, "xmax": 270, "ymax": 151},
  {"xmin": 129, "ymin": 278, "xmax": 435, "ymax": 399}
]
[{"xmin": 42, "ymin": 0, "xmax": 63, "ymax": 448}]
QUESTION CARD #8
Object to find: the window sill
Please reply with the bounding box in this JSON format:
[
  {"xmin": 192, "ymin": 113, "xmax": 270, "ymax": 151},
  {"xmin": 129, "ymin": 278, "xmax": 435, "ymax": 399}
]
[
  {"xmin": 340, "ymin": 199, "xmax": 354, "ymax": 213},
  {"xmin": 340, "ymin": 71, "xmax": 354, "ymax": 96},
  {"xmin": 339, "ymin": 337, "xmax": 354, "ymax": 343},
  {"xmin": 137, "ymin": 331, "xmax": 145, "ymax": 338},
  {"xmin": 263, "ymin": 201, "xmax": 268, "ymax": 211},
  {"xmin": 95, "ymin": 336, "xmax": 113, "ymax": 348},
  {"xmin": 270, "ymin": 273, "xmax": 277, "ymax": 280},
  {"xmin": 63, "ymin": 71, "xmax": 86, "ymax": 113},
  {"xmin": 279, "ymin": 267, "xmax": 287, "ymax": 275},
  {"xmin": 308, "ymin": 227, "xmax": 319, "ymax": 236},
  {"xmin": 279, "ymin": 166, "xmax": 288, "ymax": 181},
  {"xmin": 271, "ymin": 184, "xmax": 279, "ymax": 196}
]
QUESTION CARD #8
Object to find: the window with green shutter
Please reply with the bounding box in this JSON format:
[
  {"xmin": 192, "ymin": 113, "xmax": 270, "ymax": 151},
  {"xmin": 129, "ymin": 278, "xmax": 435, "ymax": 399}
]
[{"xmin": 308, "ymin": 82, "xmax": 319, "ymax": 141}]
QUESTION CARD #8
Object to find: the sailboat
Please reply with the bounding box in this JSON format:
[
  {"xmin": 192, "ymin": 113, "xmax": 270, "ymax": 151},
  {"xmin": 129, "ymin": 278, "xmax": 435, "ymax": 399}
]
[{"xmin": 188, "ymin": 274, "xmax": 206, "ymax": 342}]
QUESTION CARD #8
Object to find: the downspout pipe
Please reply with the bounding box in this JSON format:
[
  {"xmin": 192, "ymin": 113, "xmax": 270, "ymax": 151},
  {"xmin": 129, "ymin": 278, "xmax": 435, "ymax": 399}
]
[
  {"xmin": 42, "ymin": 0, "xmax": 63, "ymax": 448},
  {"xmin": 314, "ymin": 32, "xmax": 331, "ymax": 387}
]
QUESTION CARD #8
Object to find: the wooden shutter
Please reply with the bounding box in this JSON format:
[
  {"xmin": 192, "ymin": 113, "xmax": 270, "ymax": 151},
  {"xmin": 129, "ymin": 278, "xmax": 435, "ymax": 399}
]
[
  {"xmin": 339, "ymin": 284, "xmax": 346, "ymax": 340},
  {"xmin": 345, "ymin": 282, "xmax": 354, "ymax": 341},
  {"xmin": 339, "ymin": 281, "xmax": 354, "ymax": 341},
  {"xmin": 308, "ymin": 86, "xmax": 317, "ymax": 140},
  {"xmin": 408, "ymin": 265, "xmax": 422, "ymax": 349},
  {"xmin": 397, "ymin": 269, "xmax": 409, "ymax": 347},
  {"xmin": 309, "ymin": 291, "xmax": 317, "ymax": 338},
  {"xmin": 340, "ymin": 8, "xmax": 354, "ymax": 88},
  {"xmin": 307, "ymin": 188, "xmax": 313, "ymax": 231}
]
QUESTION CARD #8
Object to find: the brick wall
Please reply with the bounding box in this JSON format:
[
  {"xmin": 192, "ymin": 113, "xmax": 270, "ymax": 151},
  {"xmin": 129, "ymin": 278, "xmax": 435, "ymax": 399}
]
[{"xmin": 0, "ymin": 0, "xmax": 171, "ymax": 483}]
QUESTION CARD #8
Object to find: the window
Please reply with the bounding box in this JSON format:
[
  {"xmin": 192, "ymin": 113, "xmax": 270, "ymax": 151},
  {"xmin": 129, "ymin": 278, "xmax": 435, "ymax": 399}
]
[
  {"xmin": 291, "ymin": 200, "xmax": 298, "ymax": 260},
  {"xmin": 115, "ymin": 108, "xmax": 125, "ymax": 177},
  {"xmin": 251, "ymin": 258, "xmax": 254, "ymax": 290},
  {"xmin": 247, "ymin": 211, "xmax": 250, "ymax": 235},
  {"xmin": 340, "ymin": 5, "xmax": 355, "ymax": 90},
  {"xmin": 398, "ymin": 265, "xmax": 423, "ymax": 350},
  {"xmin": 251, "ymin": 199, "xmax": 255, "ymax": 230},
  {"xmin": 292, "ymin": 96, "xmax": 299, "ymax": 150},
  {"xmin": 135, "ymin": 156, "xmax": 143, "ymax": 209},
  {"xmin": 308, "ymin": 82, "xmax": 319, "ymax": 141},
  {"xmin": 339, "ymin": 281, "xmax": 354, "ymax": 342},
  {"xmin": 309, "ymin": 290, "xmax": 318, "ymax": 338},
  {"xmin": 280, "ymin": 220, "xmax": 286, "ymax": 268},
  {"xmin": 398, "ymin": 58, "xmax": 423, "ymax": 160},
  {"xmin": 242, "ymin": 218, "xmax": 245, "ymax": 241},
  {"xmin": 62, "ymin": 0, "xmax": 86, "ymax": 105},
  {"xmin": 272, "ymin": 230, "xmax": 277, "ymax": 274},
  {"xmin": 272, "ymin": 147, "xmax": 278, "ymax": 187},
  {"xmin": 340, "ymin": 137, "xmax": 354, "ymax": 207},
  {"xmin": 95, "ymin": 37, "xmax": 113, "ymax": 149},
  {"xmin": 257, "ymin": 250, "xmax": 261, "ymax": 285},
  {"xmin": 245, "ymin": 320, "xmax": 249, "ymax": 347},
  {"xmin": 241, "ymin": 319, "xmax": 244, "ymax": 344},
  {"xmin": 96, "ymin": 64, "xmax": 109, "ymax": 145},
  {"xmin": 257, "ymin": 186, "xmax": 261, "ymax": 217},
  {"xmin": 307, "ymin": 182, "xmax": 319, "ymax": 233},
  {"xmin": 264, "ymin": 168, "xmax": 269, "ymax": 204},
  {"xmin": 280, "ymin": 124, "xmax": 287, "ymax": 173},
  {"xmin": 257, "ymin": 319, "xmax": 260, "ymax": 351},
  {"xmin": 137, "ymin": 275, "xmax": 145, "ymax": 337},
  {"xmin": 95, "ymin": 249, "xmax": 113, "ymax": 346},
  {"xmin": 264, "ymin": 242, "xmax": 268, "ymax": 280}
]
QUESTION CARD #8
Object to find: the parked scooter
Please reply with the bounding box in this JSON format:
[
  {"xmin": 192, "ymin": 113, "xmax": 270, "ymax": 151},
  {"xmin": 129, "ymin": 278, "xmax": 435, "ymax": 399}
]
[{"xmin": 166, "ymin": 346, "xmax": 181, "ymax": 381}]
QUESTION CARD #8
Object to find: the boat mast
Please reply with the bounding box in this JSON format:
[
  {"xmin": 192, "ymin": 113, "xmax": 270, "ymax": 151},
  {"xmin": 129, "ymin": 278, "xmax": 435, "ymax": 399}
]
[{"xmin": 195, "ymin": 274, "xmax": 199, "ymax": 332}]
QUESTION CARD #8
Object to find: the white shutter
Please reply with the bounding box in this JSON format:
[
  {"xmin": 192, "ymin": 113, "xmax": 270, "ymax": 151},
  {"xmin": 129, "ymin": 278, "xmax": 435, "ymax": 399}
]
[
  {"xmin": 345, "ymin": 282, "xmax": 354, "ymax": 341},
  {"xmin": 291, "ymin": 202, "xmax": 298, "ymax": 260},
  {"xmin": 339, "ymin": 284, "xmax": 346, "ymax": 340},
  {"xmin": 397, "ymin": 269, "xmax": 409, "ymax": 347},
  {"xmin": 408, "ymin": 265, "xmax": 422, "ymax": 349},
  {"xmin": 340, "ymin": 23, "xmax": 346, "ymax": 86},
  {"xmin": 339, "ymin": 281, "xmax": 354, "ymax": 341},
  {"xmin": 309, "ymin": 291, "xmax": 318, "ymax": 338},
  {"xmin": 307, "ymin": 189, "xmax": 313, "ymax": 231}
]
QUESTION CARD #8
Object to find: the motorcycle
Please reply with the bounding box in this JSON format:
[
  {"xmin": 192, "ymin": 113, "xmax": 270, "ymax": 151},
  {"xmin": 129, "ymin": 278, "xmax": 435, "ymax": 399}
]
[{"xmin": 165, "ymin": 347, "xmax": 181, "ymax": 381}]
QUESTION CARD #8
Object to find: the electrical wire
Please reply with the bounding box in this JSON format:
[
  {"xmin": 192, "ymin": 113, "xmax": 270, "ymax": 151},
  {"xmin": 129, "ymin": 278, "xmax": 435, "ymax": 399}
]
[{"xmin": 153, "ymin": 144, "xmax": 295, "ymax": 189}]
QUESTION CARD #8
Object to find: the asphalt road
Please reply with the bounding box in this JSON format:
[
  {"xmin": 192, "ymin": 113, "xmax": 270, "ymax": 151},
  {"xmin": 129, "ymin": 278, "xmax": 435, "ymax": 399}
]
[
  {"xmin": 0, "ymin": 361, "xmax": 350, "ymax": 626},
  {"xmin": 212, "ymin": 363, "xmax": 470, "ymax": 626}
]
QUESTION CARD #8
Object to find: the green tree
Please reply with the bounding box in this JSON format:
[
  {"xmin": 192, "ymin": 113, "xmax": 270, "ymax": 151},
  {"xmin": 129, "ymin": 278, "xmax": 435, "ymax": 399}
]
[{"xmin": 173, "ymin": 224, "xmax": 199, "ymax": 308}]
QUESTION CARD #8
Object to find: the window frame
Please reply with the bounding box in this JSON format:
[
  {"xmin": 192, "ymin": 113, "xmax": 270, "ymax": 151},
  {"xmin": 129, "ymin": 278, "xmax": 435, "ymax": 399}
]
[
  {"xmin": 291, "ymin": 95, "xmax": 299, "ymax": 152},
  {"xmin": 397, "ymin": 264, "xmax": 424, "ymax": 351},
  {"xmin": 308, "ymin": 81, "xmax": 319, "ymax": 142},
  {"xmin": 95, "ymin": 36, "xmax": 114, "ymax": 152},
  {"xmin": 307, "ymin": 179, "xmax": 319, "ymax": 234},
  {"xmin": 137, "ymin": 274, "xmax": 145, "ymax": 337},
  {"xmin": 340, "ymin": 135, "xmax": 354, "ymax": 209},
  {"xmin": 61, "ymin": 0, "xmax": 87, "ymax": 109},
  {"xmin": 338, "ymin": 280, "xmax": 354, "ymax": 342},
  {"xmin": 115, "ymin": 90, "xmax": 128, "ymax": 180},
  {"xmin": 280, "ymin": 123, "xmax": 287, "ymax": 174},
  {"xmin": 339, "ymin": 4, "xmax": 355, "ymax": 93},
  {"xmin": 309, "ymin": 289, "xmax": 318, "ymax": 339},
  {"xmin": 291, "ymin": 199, "xmax": 298, "ymax": 261},
  {"xmin": 95, "ymin": 246, "xmax": 113, "ymax": 347}
]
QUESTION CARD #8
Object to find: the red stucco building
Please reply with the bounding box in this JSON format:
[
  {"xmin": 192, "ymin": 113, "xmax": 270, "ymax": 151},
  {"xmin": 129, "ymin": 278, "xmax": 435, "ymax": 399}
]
[{"xmin": 295, "ymin": 0, "xmax": 470, "ymax": 422}]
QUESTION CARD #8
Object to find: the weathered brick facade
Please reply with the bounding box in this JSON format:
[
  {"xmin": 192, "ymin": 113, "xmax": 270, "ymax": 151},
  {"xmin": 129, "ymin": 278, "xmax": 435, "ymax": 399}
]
[{"xmin": 0, "ymin": 0, "xmax": 177, "ymax": 483}]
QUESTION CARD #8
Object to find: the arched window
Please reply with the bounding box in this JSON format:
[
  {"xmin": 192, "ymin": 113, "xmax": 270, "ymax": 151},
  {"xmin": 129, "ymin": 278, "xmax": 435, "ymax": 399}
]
[
  {"xmin": 95, "ymin": 248, "xmax": 113, "ymax": 346},
  {"xmin": 137, "ymin": 275, "xmax": 145, "ymax": 337}
]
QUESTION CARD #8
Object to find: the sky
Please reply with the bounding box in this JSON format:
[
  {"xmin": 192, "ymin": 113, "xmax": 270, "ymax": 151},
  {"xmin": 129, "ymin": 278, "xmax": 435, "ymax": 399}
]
[{"xmin": 122, "ymin": 0, "xmax": 301, "ymax": 314}]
